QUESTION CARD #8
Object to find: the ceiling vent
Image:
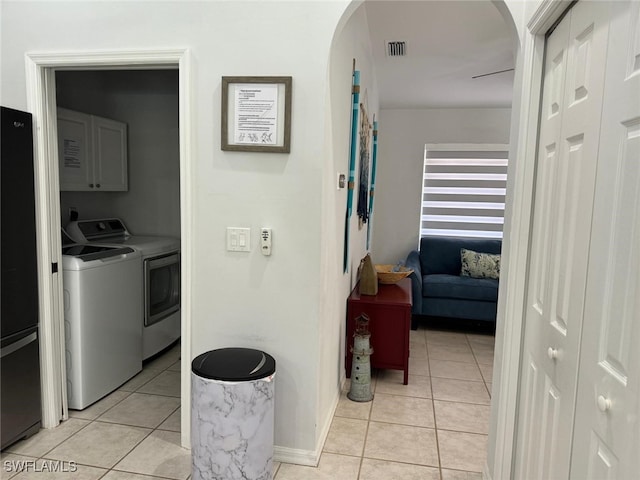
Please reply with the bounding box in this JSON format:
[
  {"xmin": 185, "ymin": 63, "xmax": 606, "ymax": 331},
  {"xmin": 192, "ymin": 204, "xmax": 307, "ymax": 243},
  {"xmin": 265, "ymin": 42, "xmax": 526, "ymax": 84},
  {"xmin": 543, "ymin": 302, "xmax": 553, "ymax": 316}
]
[{"xmin": 386, "ymin": 41, "xmax": 407, "ymax": 57}]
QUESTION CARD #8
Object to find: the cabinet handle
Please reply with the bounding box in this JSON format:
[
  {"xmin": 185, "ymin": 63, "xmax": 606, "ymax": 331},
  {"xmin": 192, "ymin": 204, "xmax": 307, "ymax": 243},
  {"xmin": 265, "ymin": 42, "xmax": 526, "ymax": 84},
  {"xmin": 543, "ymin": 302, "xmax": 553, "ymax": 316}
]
[
  {"xmin": 96, "ymin": 184, "xmax": 101, "ymax": 188},
  {"xmin": 597, "ymin": 395, "xmax": 611, "ymax": 412},
  {"xmin": 89, "ymin": 183, "xmax": 94, "ymax": 188},
  {"xmin": 547, "ymin": 347, "xmax": 559, "ymax": 360}
]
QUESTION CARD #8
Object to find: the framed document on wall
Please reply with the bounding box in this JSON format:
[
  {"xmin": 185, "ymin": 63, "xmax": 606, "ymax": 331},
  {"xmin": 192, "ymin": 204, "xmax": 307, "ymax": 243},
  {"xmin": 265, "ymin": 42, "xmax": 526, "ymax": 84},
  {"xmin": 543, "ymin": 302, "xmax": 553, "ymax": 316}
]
[{"xmin": 221, "ymin": 76, "xmax": 292, "ymax": 153}]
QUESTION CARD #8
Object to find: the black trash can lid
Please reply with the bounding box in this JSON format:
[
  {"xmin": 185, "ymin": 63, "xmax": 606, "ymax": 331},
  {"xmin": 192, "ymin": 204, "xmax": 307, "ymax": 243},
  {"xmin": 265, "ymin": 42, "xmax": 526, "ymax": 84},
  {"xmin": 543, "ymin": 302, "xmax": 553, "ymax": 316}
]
[{"xmin": 192, "ymin": 348, "xmax": 276, "ymax": 381}]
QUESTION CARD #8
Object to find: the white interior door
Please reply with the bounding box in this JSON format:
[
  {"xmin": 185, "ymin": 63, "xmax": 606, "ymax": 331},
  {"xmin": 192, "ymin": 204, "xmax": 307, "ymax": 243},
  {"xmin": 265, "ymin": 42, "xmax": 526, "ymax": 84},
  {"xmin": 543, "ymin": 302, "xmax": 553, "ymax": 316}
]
[
  {"xmin": 514, "ymin": 2, "xmax": 611, "ymax": 478},
  {"xmin": 569, "ymin": 2, "xmax": 640, "ymax": 478}
]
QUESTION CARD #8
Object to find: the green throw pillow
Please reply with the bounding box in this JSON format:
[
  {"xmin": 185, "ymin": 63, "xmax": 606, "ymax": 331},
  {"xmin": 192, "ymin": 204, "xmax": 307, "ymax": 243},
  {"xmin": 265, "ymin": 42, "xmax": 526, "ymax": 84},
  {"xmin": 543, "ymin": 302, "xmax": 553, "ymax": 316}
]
[{"xmin": 460, "ymin": 248, "xmax": 500, "ymax": 280}]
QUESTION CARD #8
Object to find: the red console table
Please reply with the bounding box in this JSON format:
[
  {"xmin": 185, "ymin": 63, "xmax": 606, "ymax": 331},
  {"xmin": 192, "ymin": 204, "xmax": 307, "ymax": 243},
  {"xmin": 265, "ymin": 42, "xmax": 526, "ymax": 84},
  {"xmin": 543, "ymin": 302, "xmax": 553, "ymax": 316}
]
[{"xmin": 346, "ymin": 278, "xmax": 412, "ymax": 384}]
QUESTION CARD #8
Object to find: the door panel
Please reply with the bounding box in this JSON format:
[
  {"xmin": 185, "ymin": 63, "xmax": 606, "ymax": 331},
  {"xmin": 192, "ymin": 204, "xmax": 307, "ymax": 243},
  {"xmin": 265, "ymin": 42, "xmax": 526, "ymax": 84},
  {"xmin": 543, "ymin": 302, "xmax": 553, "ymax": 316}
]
[
  {"xmin": 586, "ymin": 433, "xmax": 619, "ymax": 480},
  {"xmin": 516, "ymin": 356, "xmax": 539, "ymax": 479},
  {"xmin": 569, "ymin": 2, "xmax": 640, "ymax": 478},
  {"xmin": 515, "ymin": 2, "xmax": 611, "ymax": 478},
  {"xmin": 92, "ymin": 115, "xmax": 128, "ymax": 191},
  {"xmin": 515, "ymin": 16, "xmax": 570, "ymax": 477}
]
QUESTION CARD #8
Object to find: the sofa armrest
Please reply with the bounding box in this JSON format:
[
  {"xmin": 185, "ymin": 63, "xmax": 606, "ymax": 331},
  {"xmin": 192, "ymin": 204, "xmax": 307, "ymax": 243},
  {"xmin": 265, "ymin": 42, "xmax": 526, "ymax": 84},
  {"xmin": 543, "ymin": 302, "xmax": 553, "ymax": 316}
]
[{"xmin": 405, "ymin": 250, "xmax": 423, "ymax": 315}]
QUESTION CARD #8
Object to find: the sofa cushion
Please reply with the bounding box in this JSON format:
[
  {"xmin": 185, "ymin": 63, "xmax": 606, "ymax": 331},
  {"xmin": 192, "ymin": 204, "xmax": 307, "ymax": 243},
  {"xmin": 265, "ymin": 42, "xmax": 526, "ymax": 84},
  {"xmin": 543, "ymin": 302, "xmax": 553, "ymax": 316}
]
[
  {"xmin": 420, "ymin": 236, "xmax": 502, "ymax": 275},
  {"xmin": 423, "ymin": 274, "xmax": 499, "ymax": 302},
  {"xmin": 460, "ymin": 248, "xmax": 501, "ymax": 279}
]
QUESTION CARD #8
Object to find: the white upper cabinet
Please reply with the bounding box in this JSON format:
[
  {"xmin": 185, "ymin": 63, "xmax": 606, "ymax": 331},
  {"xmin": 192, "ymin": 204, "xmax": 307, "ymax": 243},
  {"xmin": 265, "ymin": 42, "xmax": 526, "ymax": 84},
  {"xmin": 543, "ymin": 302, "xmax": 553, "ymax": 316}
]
[{"xmin": 57, "ymin": 107, "xmax": 128, "ymax": 191}]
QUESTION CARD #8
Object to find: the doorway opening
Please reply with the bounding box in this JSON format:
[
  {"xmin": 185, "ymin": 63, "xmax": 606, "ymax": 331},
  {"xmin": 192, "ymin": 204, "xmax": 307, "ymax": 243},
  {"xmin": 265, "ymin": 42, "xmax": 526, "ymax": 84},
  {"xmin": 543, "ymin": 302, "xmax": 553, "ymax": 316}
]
[
  {"xmin": 25, "ymin": 49, "xmax": 193, "ymax": 448},
  {"xmin": 56, "ymin": 67, "xmax": 182, "ymax": 410},
  {"xmin": 329, "ymin": 0, "xmax": 519, "ymax": 475}
]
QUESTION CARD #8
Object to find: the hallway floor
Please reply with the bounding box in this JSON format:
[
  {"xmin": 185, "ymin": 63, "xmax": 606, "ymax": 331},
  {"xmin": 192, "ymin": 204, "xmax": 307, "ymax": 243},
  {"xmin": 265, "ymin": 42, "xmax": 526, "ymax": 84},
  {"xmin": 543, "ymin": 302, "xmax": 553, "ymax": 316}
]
[
  {"xmin": 2, "ymin": 343, "xmax": 186, "ymax": 480},
  {"xmin": 1, "ymin": 327, "xmax": 494, "ymax": 480},
  {"xmin": 275, "ymin": 326, "xmax": 494, "ymax": 480}
]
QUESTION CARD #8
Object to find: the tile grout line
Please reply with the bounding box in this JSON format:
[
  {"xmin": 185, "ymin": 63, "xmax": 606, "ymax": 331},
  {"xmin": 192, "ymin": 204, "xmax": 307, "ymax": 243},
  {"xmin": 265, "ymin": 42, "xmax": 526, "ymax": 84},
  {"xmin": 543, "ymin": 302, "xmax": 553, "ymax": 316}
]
[
  {"xmin": 28, "ymin": 415, "xmax": 95, "ymax": 459},
  {"xmin": 56, "ymin": 351, "xmax": 180, "ymax": 478},
  {"xmin": 77, "ymin": 390, "xmax": 134, "ymax": 422},
  {"xmin": 423, "ymin": 329, "xmax": 444, "ymax": 480},
  {"xmin": 104, "ymin": 358, "xmax": 184, "ymax": 479},
  {"xmin": 3, "ymin": 346, "xmax": 183, "ymax": 480},
  {"xmin": 12, "ymin": 387, "xmax": 147, "ymax": 474},
  {"xmin": 467, "ymin": 333, "xmax": 494, "ymax": 398},
  {"xmin": 357, "ymin": 401, "xmax": 372, "ymax": 480}
]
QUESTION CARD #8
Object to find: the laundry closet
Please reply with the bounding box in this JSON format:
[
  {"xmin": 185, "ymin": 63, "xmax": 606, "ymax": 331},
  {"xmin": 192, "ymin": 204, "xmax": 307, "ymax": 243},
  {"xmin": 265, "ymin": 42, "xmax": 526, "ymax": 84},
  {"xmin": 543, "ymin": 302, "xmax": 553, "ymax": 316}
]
[
  {"xmin": 56, "ymin": 70, "xmax": 182, "ymax": 409},
  {"xmin": 56, "ymin": 70, "xmax": 180, "ymax": 238}
]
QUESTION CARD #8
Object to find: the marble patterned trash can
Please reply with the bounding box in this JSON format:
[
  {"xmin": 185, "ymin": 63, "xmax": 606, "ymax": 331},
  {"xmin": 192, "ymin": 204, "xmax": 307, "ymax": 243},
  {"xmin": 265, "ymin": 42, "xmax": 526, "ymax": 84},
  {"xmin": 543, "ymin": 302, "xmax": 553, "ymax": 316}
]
[{"xmin": 191, "ymin": 348, "xmax": 276, "ymax": 480}]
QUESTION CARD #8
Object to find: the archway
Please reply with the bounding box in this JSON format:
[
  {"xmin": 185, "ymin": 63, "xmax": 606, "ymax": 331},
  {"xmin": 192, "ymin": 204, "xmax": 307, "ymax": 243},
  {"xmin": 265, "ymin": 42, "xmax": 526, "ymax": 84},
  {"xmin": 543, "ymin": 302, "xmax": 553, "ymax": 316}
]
[{"xmin": 326, "ymin": 1, "xmax": 521, "ymax": 477}]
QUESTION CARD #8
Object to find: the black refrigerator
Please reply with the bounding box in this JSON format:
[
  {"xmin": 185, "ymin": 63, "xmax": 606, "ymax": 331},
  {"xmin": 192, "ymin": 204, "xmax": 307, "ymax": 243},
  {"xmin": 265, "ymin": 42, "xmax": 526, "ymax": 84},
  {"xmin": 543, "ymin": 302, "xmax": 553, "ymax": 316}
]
[{"xmin": 1, "ymin": 106, "xmax": 41, "ymax": 449}]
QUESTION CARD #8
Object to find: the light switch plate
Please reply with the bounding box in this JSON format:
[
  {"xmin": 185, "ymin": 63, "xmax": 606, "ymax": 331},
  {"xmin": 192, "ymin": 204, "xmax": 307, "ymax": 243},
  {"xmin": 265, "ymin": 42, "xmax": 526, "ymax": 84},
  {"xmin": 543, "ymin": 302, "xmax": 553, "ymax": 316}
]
[{"xmin": 227, "ymin": 227, "xmax": 251, "ymax": 252}]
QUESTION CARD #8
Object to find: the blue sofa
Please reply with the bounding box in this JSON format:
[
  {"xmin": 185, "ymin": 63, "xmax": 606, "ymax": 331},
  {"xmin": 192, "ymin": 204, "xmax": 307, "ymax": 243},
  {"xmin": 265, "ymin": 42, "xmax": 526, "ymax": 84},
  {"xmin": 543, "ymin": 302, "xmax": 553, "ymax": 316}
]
[{"xmin": 405, "ymin": 236, "xmax": 502, "ymax": 329}]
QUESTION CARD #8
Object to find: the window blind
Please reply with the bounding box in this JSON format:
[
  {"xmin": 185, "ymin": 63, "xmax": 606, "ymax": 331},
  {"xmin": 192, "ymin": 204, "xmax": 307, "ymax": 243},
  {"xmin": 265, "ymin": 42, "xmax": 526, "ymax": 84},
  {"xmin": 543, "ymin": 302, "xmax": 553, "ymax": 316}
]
[{"xmin": 421, "ymin": 148, "xmax": 508, "ymax": 239}]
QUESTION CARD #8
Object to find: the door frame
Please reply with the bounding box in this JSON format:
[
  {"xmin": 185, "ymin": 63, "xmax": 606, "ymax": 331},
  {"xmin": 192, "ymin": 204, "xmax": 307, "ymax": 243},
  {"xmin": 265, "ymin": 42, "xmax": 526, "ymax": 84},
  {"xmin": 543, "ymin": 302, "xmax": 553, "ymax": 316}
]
[
  {"xmin": 488, "ymin": 1, "xmax": 574, "ymax": 479},
  {"xmin": 24, "ymin": 49, "xmax": 194, "ymax": 448}
]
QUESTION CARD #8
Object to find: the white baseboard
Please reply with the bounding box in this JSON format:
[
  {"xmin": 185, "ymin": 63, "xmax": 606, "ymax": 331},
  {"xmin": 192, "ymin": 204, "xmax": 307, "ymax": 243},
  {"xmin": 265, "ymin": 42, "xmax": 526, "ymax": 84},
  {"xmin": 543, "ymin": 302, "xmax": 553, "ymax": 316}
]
[
  {"xmin": 273, "ymin": 446, "xmax": 318, "ymax": 467},
  {"xmin": 273, "ymin": 378, "xmax": 344, "ymax": 467}
]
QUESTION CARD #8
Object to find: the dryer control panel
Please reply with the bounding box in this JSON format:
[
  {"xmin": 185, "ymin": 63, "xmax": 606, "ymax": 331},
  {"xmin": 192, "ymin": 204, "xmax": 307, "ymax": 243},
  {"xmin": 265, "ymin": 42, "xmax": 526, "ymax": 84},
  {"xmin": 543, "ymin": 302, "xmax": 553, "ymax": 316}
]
[{"xmin": 67, "ymin": 218, "xmax": 129, "ymax": 242}]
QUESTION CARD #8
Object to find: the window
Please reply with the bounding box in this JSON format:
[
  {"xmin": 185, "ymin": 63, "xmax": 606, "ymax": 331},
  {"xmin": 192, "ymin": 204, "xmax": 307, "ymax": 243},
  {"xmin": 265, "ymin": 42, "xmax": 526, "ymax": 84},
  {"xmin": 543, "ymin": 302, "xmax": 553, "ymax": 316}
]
[{"xmin": 421, "ymin": 145, "xmax": 509, "ymax": 239}]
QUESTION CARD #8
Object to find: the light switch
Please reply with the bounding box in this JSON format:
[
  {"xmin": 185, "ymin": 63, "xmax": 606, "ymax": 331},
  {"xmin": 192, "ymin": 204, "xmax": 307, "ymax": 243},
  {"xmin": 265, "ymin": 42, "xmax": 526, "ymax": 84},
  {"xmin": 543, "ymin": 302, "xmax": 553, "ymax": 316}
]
[{"xmin": 227, "ymin": 227, "xmax": 251, "ymax": 252}]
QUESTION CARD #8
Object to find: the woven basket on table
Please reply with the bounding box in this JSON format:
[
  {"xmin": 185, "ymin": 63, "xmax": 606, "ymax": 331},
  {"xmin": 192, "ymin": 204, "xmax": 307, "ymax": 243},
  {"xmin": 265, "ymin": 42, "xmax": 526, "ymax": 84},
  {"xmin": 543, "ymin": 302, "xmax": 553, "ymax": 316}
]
[{"xmin": 374, "ymin": 265, "xmax": 414, "ymax": 284}]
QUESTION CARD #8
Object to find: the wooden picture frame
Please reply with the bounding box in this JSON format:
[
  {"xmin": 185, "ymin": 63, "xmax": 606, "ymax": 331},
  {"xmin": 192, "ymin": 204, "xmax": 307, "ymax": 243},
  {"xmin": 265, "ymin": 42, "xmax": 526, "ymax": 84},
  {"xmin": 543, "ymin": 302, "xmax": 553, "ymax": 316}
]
[{"xmin": 221, "ymin": 76, "xmax": 292, "ymax": 153}]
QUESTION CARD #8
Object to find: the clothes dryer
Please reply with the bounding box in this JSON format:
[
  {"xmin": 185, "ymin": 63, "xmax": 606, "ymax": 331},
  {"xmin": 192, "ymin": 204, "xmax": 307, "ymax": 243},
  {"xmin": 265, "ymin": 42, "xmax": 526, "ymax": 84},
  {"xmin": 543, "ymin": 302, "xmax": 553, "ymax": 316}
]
[{"xmin": 66, "ymin": 219, "xmax": 180, "ymax": 359}]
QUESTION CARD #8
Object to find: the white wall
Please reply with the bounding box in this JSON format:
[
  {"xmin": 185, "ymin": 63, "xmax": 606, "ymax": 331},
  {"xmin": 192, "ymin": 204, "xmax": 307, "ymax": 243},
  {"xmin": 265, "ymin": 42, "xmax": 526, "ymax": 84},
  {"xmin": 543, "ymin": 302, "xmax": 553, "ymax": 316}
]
[
  {"xmin": 0, "ymin": 0, "xmax": 349, "ymax": 457},
  {"xmin": 56, "ymin": 70, "xmax": 181, "ymax": 237},
  {"xmin": 371, "ymin": 108, "xmax": 512, "ymax": 264},
  {"xmin": 318, "ymin": 0, "xmax": 379, "ymax": 448},
  {"xmin": 482, "ymin": 2, "xmax": 537, "ymax": 479}
]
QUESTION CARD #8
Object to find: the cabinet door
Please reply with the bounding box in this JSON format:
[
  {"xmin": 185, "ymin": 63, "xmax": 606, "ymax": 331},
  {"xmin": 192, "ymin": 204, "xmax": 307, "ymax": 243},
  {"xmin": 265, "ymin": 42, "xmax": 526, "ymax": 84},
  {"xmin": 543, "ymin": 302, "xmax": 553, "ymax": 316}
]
[
  {"xmin": 92, "ymin": 115, "xmax": 128, "ymax": 191},
  {"xmin": 57, "ymin": 108, "xmax": 93, "ymax": 191}
]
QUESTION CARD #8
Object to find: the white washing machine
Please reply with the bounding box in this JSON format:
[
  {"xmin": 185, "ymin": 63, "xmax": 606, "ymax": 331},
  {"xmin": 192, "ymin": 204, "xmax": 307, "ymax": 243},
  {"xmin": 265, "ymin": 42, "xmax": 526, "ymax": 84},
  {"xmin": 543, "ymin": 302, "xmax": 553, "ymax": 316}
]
[
  {"xmin": 66, "ymin": 219, "xmax": 181, "ymax": 360},
  {"xmin": 62, "ymin": 244, "xmax": 143, "ymax": 409}
]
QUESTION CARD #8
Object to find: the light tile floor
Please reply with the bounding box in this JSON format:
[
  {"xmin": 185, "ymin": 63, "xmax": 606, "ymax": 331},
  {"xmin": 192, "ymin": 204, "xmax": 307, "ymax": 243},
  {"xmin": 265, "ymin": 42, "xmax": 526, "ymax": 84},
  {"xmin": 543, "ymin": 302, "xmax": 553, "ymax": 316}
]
[
  {"xmin": 1, "ymin": 326, "xmax": 494, "ymax": 480},
  {"xmin": 274, "ymin": 325, "xmax": 494, "ymax": 479},
  {"xmin": 1, "ymin": 342, "xmax": 187, "ymax": 480}
]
